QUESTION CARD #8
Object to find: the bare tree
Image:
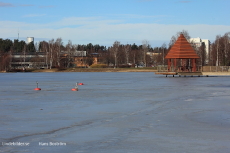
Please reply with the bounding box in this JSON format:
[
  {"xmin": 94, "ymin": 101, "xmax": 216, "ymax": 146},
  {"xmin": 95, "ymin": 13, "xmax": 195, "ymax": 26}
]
[
  {"xmin": 48, "ymin": 39, "xmax": 54, "ymax": 69},
  {"xmin": 215, "ymin": 35, "xmax": 221, "ymax": 66},
  {"xmin": 129, "ymin": 43, "xmax": 139, "ymax": 66},
  {"xmin": 224, "ymin": 32, "xmax": 230, "ymax": 66},
  {"xmin": 66, "ymin": 40, "xmax": 74, "ymax": 68},
  {"xmin": 169, "ymin": 30, "xmax": 191, "ymax": 49},
  {"xmin": 0, "ymin": 52, "xmax": 11, "ymax": 71},
  {"xmin": 168, "ymin": 35, "xmax": 177, "ymax": 50},
  {"xmin": 40, "ymin": 41, "xmax": 49, "ymax": 68},
  {"xmin": 130, "ymin": 49, "xmax": 138, "ymax": 66},
  {"xmin": 124, "ymin": 44, "xmax": 131, "ymax": 64},
  {"xmin": 177, "ymin": 30, "xmax": 190, "ymax": 40},
  {"xmin": 54, "ymin": 38, "xmax": 63, "ymax": 67},
  {"xmin": 110, "ymin": 41, "xmax": 120, "ymax": 68},
  {"xmin": 198, "ymin": 42, "xmax": 206, "ymax": 66},
  {"xmin": 142, "ymin": 40, "xmax": 149, "ymax": 67},
  {"xmin": 34, "ymin": 42, "xmax": 39, "ymax": 52},
  {"xmin": 209, "ymin": 33, "xmax": 230, "ymax": 66},
  {"xmin": 161, "ymin": 43, "xmax": 167, "ymax": 66}
]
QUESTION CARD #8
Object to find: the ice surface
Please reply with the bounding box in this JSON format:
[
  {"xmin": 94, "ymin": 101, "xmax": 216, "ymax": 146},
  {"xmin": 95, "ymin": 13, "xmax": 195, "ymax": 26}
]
[{"xmin": 1, "ymin": 72, "xmax": 230, "ymax": 153}]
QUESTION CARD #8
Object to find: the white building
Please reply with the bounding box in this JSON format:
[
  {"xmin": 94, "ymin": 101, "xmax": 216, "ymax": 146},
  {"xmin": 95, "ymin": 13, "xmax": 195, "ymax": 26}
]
[
  {"xmin": 189, "ymin": 37, "xmax": 210, "ymax": 63},
  {"xmin": 189, "ymin": 37, "xmax": 210, "ymax": 55},
  {"xmin": 27, "ymin": 37, "xmax": 34, "ymax": 44}
]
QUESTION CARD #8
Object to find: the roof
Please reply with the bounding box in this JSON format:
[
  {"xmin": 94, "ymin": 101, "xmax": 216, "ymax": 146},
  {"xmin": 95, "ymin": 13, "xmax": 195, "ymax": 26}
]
[{"xmin": 165, "ymin": 34, "xmax": 199, "ymax": 59}]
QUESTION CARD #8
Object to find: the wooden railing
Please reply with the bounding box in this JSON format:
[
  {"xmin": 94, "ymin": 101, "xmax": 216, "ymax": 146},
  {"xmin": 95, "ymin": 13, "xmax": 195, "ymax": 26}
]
[
  {"xmin": 157, "ymin": 65, "xmax": 202, "ymax": 72},
  {"xmin": 157, "ymin": 66, "xmax": 230, "ymax": 72},
  {"xmin": 202, "ymin": 66, "xmax": 230, "ymax": 72}
]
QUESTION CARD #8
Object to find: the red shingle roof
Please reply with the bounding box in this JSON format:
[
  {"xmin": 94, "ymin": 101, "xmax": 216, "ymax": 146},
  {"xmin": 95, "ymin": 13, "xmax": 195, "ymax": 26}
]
[{"xmin": 165, "ymin": 34, "xmax": 199, "ymax": 59}]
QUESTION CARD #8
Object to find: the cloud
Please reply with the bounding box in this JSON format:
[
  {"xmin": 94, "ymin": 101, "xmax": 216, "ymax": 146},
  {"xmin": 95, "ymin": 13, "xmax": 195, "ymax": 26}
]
[
  {"xmin": 39, "ymin": 5, "xmax": 55, "ymax": 8},
  {"xmin": 178, "ymin": 1, "xmax": 191, "ymax": 3},
  {"xmin": 0, "ymin": 17, "xmax": 229, "ymax": 46},
  {"xmin": 19, "ymin": 4, "xmax": 34, "ymax": 7},
  {"xmin": 0, "ymin": 1, "xmax": 34, "ymax": 7},
  {"xmin": 23, "ymin": 14, "xmax": 46, "ymax": 18},
  {"xmin": 0, "ymin": 2, "xmax": 14, "ymax": 7},
  {"xmin": 112, "ymin": 14, "xmax": 167, "ymax": 20},
  {"xmin": 138, "ymin": 0, "xmax": 153, "ymax": 2}
]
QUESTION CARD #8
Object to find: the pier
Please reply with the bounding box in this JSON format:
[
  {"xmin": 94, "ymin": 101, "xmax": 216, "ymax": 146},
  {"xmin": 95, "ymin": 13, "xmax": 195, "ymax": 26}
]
[
  {"xmin": 155, "ymin": 71, "xmax": 230, "ymax": 77},
  {"xmin": 155, "ymin": 72, "xmax": 203, "ymax": 77}
]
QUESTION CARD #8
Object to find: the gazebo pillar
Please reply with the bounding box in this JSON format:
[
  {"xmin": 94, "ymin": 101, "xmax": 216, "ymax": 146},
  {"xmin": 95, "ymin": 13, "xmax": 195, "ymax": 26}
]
[
  {"xmin": 182, "ymin": 59, "xmax": 186, "ymax": 71},
  {"xmin": 174, "ymin": 59, "xmax": 177, "ymax": 72},
  {"xmin": 168, "ymin": 59, "xmax": 171, "ymax": 72},
  {"xmin": 192, "ymin": 59, "xmax": 196, "ymax": 72}
]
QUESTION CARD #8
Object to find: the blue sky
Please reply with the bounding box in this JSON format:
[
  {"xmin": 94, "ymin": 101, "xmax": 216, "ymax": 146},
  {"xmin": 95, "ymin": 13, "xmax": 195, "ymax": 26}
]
[{"xmin": 0, "ymin": 0, "xmax": 229, "ymax": 47}]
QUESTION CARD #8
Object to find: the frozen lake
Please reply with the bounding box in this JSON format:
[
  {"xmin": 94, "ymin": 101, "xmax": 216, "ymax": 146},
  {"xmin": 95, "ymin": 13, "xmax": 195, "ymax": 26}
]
[{"xmin": 1, "ymin": 72, "xmax": 230, "ymax": 153}]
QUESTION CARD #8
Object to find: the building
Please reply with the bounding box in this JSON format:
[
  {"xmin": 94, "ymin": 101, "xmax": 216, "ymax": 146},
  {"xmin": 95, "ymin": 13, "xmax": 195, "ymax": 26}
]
[
  {"xmin": 27, "ymin": 37, "xmax": 34, "ymax": 44},
  {"xmin": 71, "ymin": 51, "xmax": 87, "ymax": 67},
  {"xmin": 10, "ymin": 50, "xmax": 101, "ymax": 69},
  {"xmin": 10, "ymin": 52, "xmax": 46, "ymax": 69},
  {"xmin": 146, "ymin": 52, "xmax": 161, "ymax": 57},
  {"xmin": 61, "ymin": 51, "xmax": 101, "ymax": 68},
  {"xmin": 189, "ymin": 37, "xmax": 210, "ymax": 63}
]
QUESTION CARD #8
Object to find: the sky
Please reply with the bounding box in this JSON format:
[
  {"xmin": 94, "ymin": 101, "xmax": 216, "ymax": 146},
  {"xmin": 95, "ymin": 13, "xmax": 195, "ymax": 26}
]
[{"xmin": 0, "ymin": 0, "xmax": 229, "ymax": 47}]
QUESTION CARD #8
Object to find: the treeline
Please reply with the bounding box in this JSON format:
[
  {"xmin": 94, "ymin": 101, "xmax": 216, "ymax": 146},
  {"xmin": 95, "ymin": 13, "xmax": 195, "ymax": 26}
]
[
  {"xmin": 0, "ymin": 38, "xmax": 166, "ymax": 71},
  {"xmin": 0, "ymin": 39, "xmax": 36, "ymax": 53},
  {"xmin": 38, "ymin": 39, "xmax": 166, "ymax": 69},
  {"xmin": 1, "ymin": 31, "xmax": 230, "ymax": 71},
  {"xmin": 209, "ymin": 32, "xmax": 230, "ymax": 66}
]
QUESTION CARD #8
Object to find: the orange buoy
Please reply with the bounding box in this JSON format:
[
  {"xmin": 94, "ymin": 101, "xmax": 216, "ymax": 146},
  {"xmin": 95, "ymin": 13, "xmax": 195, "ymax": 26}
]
[
  {"xmin": 34, "ymin": 81, "xmax": 41, "ymax": 90},
  {"xmin": 78, "ymin": 83, "xmax": 84, "ymax": 85},
  {"xmin": 72, "ymin": 83, "xmax": 78, "ymax": 91}
]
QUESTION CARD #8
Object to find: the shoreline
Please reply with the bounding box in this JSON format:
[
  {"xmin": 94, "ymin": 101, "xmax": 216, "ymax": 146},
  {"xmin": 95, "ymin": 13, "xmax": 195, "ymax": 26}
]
[
  {"xmin": 1, "ymin": 68, "xmax": 158, "ymax": 73},
  {"xmin": 34, "ymin": 68, "xmax": 158, "ymax": 72}
]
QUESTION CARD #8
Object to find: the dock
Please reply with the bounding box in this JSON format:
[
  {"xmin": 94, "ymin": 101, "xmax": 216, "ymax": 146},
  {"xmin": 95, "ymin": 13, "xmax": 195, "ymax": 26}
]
[
  {"xmin": 155, "ymin": 72, "xmax": 203, "ymax": 77},
  {"xmin": 155, "ymin": 72, "xmax": 230, "ymax": 77}
]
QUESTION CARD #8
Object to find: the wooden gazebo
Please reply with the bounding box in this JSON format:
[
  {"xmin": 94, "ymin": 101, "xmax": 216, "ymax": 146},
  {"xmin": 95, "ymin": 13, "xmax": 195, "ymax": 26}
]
[{"xmin": 165, "ymin": 33, "xmax": 199, "ymax": 72}]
